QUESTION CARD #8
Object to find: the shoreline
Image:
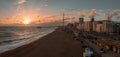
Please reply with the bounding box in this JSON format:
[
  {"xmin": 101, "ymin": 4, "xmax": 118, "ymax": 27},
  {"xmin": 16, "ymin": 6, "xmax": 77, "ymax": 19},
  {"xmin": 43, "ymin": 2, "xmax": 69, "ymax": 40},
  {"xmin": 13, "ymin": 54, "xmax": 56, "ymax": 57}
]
[
  {"xmin": 0, "ymin": 27, "xmax": 84, "ymax": 57},
  {"xmin": 0, "ymin": 27, "xmax": 56, "ymax": 53}
]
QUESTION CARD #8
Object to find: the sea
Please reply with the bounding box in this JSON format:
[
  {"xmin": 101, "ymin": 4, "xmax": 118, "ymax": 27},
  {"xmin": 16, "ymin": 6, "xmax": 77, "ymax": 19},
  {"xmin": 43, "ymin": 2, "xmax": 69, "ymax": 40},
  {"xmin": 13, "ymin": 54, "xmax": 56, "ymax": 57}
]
[{"xmin": 0, "ymin": 26, "xmax": 56, "ymax": 53}]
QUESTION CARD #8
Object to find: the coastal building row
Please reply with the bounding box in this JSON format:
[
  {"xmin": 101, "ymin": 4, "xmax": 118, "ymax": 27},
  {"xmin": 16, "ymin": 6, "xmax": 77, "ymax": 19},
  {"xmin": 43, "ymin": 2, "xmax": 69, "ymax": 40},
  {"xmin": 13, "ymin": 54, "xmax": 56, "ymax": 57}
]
[{"xmin": 77, "ymin": 18, "xmax": 120, "ymax": 34}]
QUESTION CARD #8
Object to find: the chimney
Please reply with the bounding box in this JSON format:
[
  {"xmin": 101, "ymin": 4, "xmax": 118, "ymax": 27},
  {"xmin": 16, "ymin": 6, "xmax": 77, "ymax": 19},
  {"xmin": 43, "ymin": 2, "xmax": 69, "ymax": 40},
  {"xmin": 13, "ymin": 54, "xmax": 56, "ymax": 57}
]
[
  {"xmin": 79, "ymin": 18, "xmax": 84, "ymax": 24},
  {"xmin": 90, "ymin": 18, "xmax": 94, "ymax": 22}
]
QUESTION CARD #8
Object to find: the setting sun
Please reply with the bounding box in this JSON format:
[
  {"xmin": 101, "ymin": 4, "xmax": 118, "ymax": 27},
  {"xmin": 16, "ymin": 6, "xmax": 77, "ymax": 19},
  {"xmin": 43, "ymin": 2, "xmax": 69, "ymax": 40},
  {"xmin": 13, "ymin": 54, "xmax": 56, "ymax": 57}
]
[{"xmin": 23, "ymin": 19, "xmax": 30, "ymax": 25}]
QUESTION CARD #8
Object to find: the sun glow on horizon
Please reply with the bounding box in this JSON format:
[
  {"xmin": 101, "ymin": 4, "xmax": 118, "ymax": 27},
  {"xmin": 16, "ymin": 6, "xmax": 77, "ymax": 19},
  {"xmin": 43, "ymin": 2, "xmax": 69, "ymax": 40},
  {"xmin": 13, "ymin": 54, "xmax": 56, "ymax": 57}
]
[{"xmin": 23, "ymin": 19, "xmax": 31, "ymax": 25}]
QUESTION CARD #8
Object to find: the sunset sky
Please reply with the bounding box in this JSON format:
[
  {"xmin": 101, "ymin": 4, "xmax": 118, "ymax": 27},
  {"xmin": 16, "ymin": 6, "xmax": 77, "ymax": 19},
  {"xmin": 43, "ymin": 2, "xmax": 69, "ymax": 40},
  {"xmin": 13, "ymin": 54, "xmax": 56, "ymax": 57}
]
[{"xmin": 0, "ymin": 0, "xmax": 120, "ymax": 25}]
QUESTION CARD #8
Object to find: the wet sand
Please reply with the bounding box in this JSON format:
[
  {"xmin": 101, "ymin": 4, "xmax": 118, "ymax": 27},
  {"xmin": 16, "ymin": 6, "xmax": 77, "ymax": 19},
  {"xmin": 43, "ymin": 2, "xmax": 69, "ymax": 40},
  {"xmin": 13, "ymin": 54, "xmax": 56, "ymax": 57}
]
[{"xmin": 0, "ymin": 27, "xmax": 84, "ymax": 57}]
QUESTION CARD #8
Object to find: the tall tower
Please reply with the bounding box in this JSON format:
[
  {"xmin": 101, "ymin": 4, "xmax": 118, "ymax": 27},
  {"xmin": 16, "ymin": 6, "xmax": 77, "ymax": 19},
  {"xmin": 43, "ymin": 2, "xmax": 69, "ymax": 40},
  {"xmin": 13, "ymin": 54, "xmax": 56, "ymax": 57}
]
[
  {"xmin": 78, "ymin": 12, "xmax": 85, "ymax": 31},
  {"xmin": 90, "ymin": 18, "xmax": 94, "ymax": 31},
  {"xmin": 88, "ymin": 10, "xmax": 96, "ymax": 32}
]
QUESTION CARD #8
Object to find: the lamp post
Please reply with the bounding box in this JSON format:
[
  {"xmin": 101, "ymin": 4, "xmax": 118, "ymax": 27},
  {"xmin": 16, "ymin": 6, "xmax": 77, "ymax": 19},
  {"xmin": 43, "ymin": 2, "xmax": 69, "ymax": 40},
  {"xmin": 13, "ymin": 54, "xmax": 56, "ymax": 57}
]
[{"xmin": 63, "ymin": 12, "xmax": 65, "ymax": 27}]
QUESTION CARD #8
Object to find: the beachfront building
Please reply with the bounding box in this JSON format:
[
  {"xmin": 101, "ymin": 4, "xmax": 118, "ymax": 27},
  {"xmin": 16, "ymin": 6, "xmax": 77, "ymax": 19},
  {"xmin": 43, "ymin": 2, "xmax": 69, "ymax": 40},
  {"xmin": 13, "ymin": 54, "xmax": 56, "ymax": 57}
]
[
  {"xmin": 77, "ymin": 18, "xmax": 84, "ymax": 30},
  {"xmin": 89, "ymin": 18, "xmax": 95, "ymax": 32},
  {"xmin": 93, "ymin": 21, "xmax": 104, "ymax": 32},
  {"xmin": 96, "ymin": 24, "xmax": 104, "ymax": 32},
  {"xmin": 102, "ymin": 20, "xmax": 114, "ymax": 33},
  {"xmin": 83, "ymin": 21, "xmax": 91, "ymax": 31},
  {"xmin": 93, "ymin": 22, "xmax": 97, "ymax": 32},
  {"xmin": 113, "ymin": 23, "xmax": 120, "ymax": 34}
]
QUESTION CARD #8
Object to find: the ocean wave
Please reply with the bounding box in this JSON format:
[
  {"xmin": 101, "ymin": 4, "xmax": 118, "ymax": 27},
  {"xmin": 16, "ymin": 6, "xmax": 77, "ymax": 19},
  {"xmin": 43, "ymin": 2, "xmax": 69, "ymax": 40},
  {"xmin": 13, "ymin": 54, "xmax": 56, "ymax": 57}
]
[
  {"xmin": 0, "ymin": 31, "xmax": 17, "ymax": 37},
  {"xmin": 0, "ymin": 27, "xmax": 56, "ymax": 53}
]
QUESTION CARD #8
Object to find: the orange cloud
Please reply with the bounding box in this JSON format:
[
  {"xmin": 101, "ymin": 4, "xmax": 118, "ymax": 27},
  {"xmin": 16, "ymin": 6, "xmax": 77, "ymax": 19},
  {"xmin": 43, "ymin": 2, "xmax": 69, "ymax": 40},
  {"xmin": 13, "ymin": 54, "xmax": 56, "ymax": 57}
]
[
  {"xmin": 18, "ymin": 0, "xmax": 27, "ymax": 4},
  {"xmin": 105, "ymin": 14, "xmax": 112, "ymax": 19},
  {"xmin": 77, "ymin": 12, "xmax": 85, "ymax": 18},
  {"xmin": 88, "ymin": 11, "xmax": 96, "ymax": 18}
]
